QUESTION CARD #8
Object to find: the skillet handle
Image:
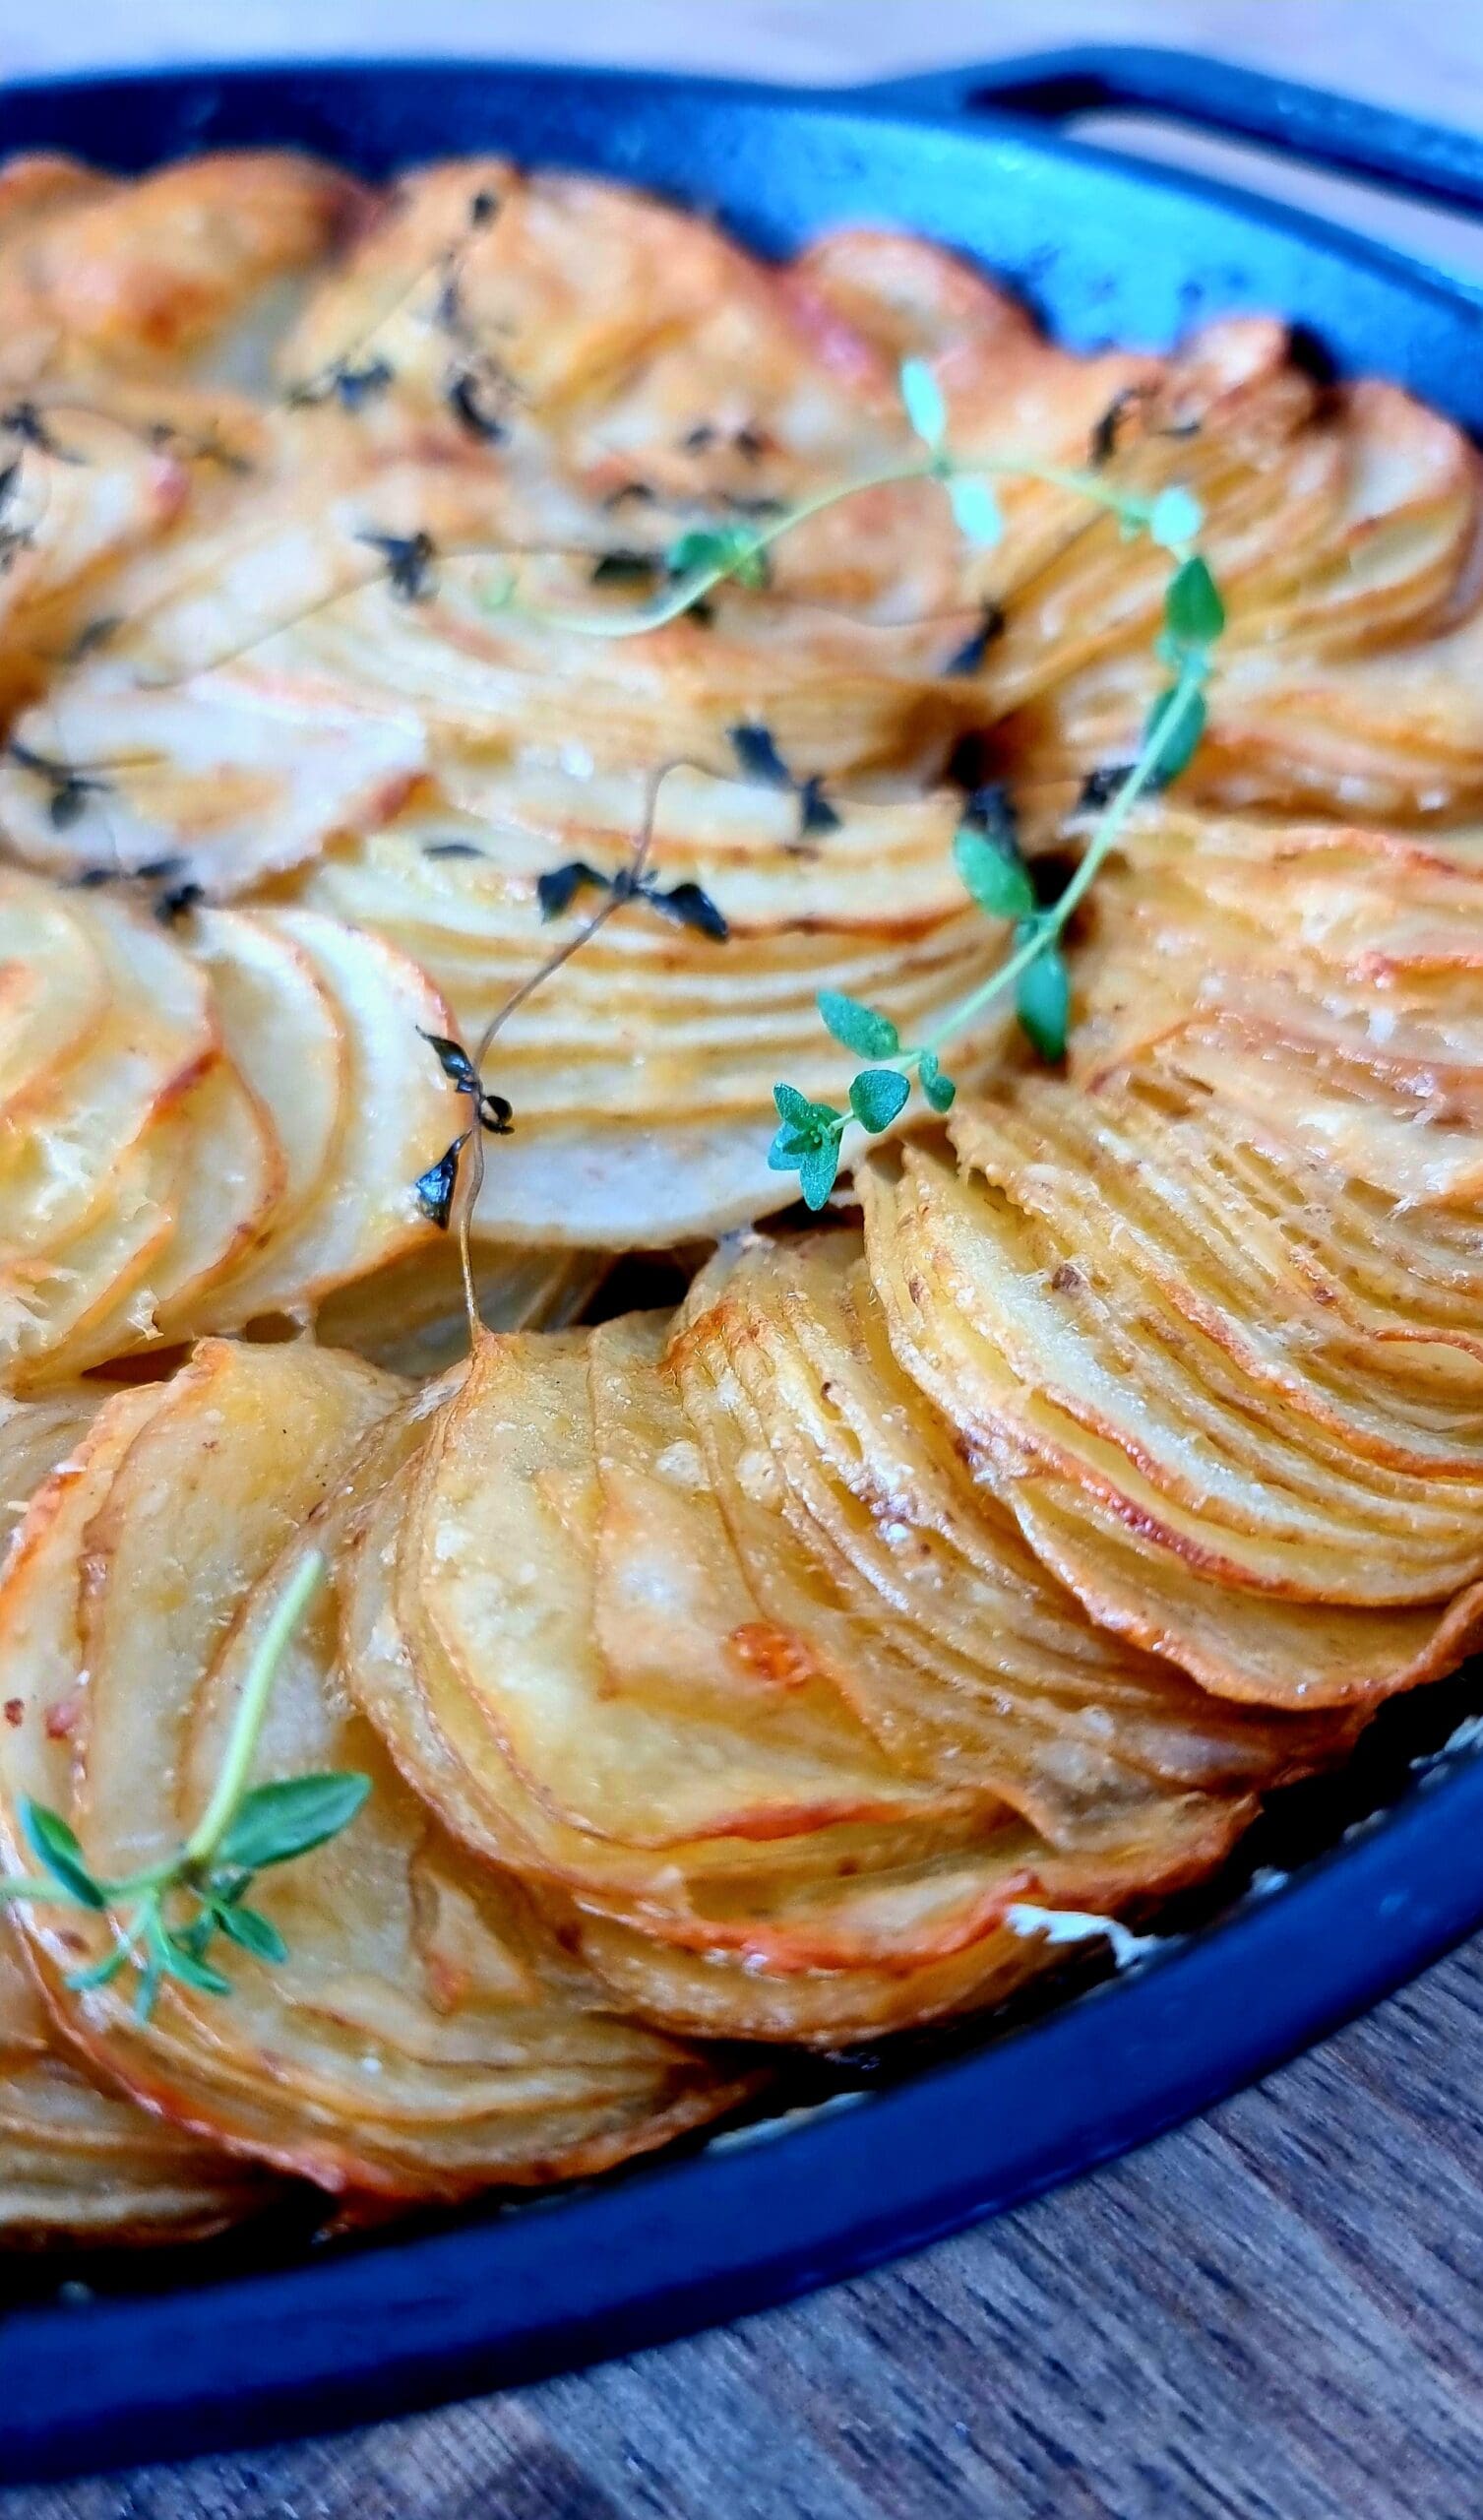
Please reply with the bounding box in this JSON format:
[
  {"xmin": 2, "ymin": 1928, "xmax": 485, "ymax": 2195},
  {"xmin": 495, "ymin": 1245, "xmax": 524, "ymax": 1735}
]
[{"xmin": 860, "ymin": 46, "xmax": 1483, "ymax": 222}]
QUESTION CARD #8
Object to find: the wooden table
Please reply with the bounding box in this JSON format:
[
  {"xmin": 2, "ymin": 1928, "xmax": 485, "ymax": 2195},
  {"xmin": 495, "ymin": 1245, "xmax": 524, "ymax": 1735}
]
[{"xmin": 6, "ymin": 7, "xmax": 1483, "ymax": 2514}]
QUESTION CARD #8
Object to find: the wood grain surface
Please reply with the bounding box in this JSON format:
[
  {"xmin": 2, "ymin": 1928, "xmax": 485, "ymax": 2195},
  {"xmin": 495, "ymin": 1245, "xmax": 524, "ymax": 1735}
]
[{"xmin": 4, "ymin": 5, "xmax": 1483, "ymax": 2514}]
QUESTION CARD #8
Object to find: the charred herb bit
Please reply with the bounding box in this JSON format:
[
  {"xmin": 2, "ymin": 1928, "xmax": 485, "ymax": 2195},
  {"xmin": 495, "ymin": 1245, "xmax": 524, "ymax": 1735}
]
[
  {"xmin": 146, "ymin": 417, "xmax": 253, "ymax": 475},
  {"xmin": 8, "ymin": 741, "xmax": 110, "ymax": 832},
  {"xmin": 797, "ymin": 776, "xmax": 842, "ymax": 840},
  {"xmin": 420, "ymin": 1030, "xmax": 515, "ymax": 1136},
  {"xmin": 603, "ymin": 480, "xmax": 656, "ymax": 513},
  {"xmin": 681, "ymin": 423, "xmax": 718, "ymax": 454},
  {"xmin": 333, "ymin": 357, "xmax": 395, "ymax": 411},
  {"xmin": 0, "ymin": 457, "xmax": 26, "ymax": 569},
  {"xmin": 422, "ymin": 837, "xmax": 487, "ymax": 860},
  {"xmin": 536, "ymin": 859, "xmax": 728, "ymax": 941},
  {"xmin": 646, "ymin": 878, "xmax": 729, "ymax": 942},
  {"xmin": 1089, "ymin": 386, "xmax": 1146, "ymax": 469},
  {"xmin": 958, "ymin": 781, "xmax": 1020, "ymax": 850},
  {"xmin": 720, "ymin": 492, "xmax": 788, "ymax": 522},
  {"xmin": 419, "ymin": 1029, "xmax": 479, "ymax": 1092},
  {"xmin": 537, "ymin": 859, "xmax": 609, "ymax": 921},
  {"xmin": 358, "ymin": 529, "xmax": 438, "ymax": 603},
  {"xmin": 290, "ymin": 357, "xmax": 395, "ymax": 413},
  {"xmin": 66, "ymin": 613, "xmax": 122, "ymax": 662},
  {"xmin": 944, "ymin": 601, "xmax": 1007, "ymax": 676},
  {"xmin": 0, "ymin": 1552, "xmax": 369, "ymax": 2024},
  {"xmin": 2, "ymin": 402, "xmax": 77, "ymax": 462},
  {"xmin": 734, "ymin": 423, "xmax": 769, "ymax": 464},
  {"xmin": 154, "ymin": 880, "xmax": 205, "ymax": 927},
  {"xmin": 590, "ymin": 548, "xmax": 662, "ymax": 589},
  {"xmin": 729, "ymin": 723, "xmax": 793, "ymax": 788},
  {"xmin": 414, "ymin": 1134, "xmax": 469, "ymax": 1230},
  {"xmin": 447, "ymin": 366, "xmax": 509, "ymax": 444},
  {"xmin": 469, "ymin": 187, "xmax": 500, "ymax": 228},
  {"xmin": 1078, "ymin": 762, "xmax": 1137, "ymax": 812}
]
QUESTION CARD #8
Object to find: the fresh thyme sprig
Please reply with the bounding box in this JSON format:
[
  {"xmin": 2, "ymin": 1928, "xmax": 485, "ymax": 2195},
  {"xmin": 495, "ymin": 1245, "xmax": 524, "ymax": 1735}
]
[
  {"xmin": 0, "ymin": 1550, "xmax": 369, "ymax": 2021},
  {"xmin": 764, "ymin": 370, "xmax": 1225, "ymax": 1209},
  {"xmin": 479, "ymin": 355, "xmax": 1201, "ymax": 645}
]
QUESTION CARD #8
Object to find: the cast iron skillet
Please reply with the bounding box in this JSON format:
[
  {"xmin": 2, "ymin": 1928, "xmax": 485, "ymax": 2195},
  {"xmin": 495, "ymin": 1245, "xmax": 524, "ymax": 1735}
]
[{"xmin": 3, "ymin": 45, "xmax": 1483, "ymax": 2485}]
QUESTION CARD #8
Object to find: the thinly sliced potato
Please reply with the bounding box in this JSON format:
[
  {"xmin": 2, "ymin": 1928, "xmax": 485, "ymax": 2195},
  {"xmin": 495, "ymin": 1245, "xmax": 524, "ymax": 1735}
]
[
  {"xmin": 0, "ymin": 1921, "xmax": 271, "ymax": 2245},
  {"xmin": 312, "ymin": 1239, "xmax": 605, "ymax": 1374},
  {"xmin": 0, "ymin": 885, "xmax": 214, "ymax": 1261},
  {"xmin": 0, "ymin": 152, "xmax": 371, "ymax": 381},
  {"xmin": 0, "ymin": 871, "xmax": 111, "ymax": 1130},
  {"xmin": 859, "ymin": 1133, "xmax": 1483, "ymax": 1707},
  {"xmin": 192, "ymin": 908, "xmax": 463, "ymax": 1324},
  {"xmin": 0, "ymin": 673, "xmax": 425, "ymax": 893},
  {"xmin": 0, "ymin": 1343, "xmax": 755, "ymax": 2198},
  {"xmin": 0, "ymin": 1382, "xmax": 106, "ymax": 1553}
]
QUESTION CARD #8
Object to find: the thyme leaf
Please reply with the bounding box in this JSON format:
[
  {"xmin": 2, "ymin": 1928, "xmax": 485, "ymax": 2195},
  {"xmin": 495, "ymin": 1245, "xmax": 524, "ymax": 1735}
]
[{"xmin": 0, "ymin": 1554, "xmax": 367, "ymax": 2016}]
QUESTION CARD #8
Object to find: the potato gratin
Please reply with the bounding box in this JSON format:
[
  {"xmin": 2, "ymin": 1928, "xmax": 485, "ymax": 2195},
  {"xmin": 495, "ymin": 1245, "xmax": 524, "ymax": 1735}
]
[{"xmin": 0, "ymin": 148, "xmax": 1481, "ymax": 2237}]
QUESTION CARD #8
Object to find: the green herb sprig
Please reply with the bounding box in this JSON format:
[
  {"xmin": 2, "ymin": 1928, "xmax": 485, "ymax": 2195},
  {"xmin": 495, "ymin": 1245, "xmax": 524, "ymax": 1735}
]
[
  {"xmin": 479, "ymin": 354, "xmax": 1202, "ymax": 646},
  {"xmin": 766, "ymin": 374, "xmax": 1225, "ymax": 1208},
  {"xmin": 0, "ymin": 1550, "xmax": 369, "ymax": 2021}
]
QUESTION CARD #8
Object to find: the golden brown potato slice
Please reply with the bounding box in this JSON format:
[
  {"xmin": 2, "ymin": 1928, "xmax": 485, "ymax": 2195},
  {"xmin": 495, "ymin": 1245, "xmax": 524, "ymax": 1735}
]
[
  {"xmin": 198, "ymin": 908, "xmax": 462, "ymax": 1325},
  {"xmin": 312, "ymin": 1239, "xmax": 605, "ymax": 1375},
  {"xmin": 0, "ymin": 1383, "xmax": 276, "ymax": 2239},
  {"xmin": 0, "ymin": 671, "xmax": 425, "ymax": 893},
  {"xmin": 0, "ymin": 1383, "xmax": 106, "ymax": 1555},
  {"xmin": 0, "ymin": 1915, "xmax": 270, "ymax": 2245},
  {"xmin": 339, "ymin": 1315, "xmax": 1270, "ymax": 2045},
  {"xmin": 293, "ymin": 801, "xmax": 1010, "ymax": 1245},
  {"xmin": 282, "ymin": 164, "xmax": 757, "ymax": 424},
  {"xmin": 0, "ymin": 868, "xmax": 112, "ymax": 1129},
  {"xmin": 382, "ymin": 1329, "xmax": 943, "ymax": 1875},
  {"xmin": 860, "ymin": 1139, "xmax": 1483, "ymax": 1707},
  {"xmin": 0, "ymin": 883, "xmax": 214, "ymax": 1260},
  {"xmin": 680, "ymin": 1233, "xmax": 1345, "ymax": 1810},
  {"xmin": 0, "ymin": 408, "xmax": 192, "ymax": 705},
  {"xmin": 0, "ymin": 1342, "xmax": 754, "ymax": 2197},
  {"xmin": 0, "ymin": 152, "xmax": 370, "ymax": 385}
]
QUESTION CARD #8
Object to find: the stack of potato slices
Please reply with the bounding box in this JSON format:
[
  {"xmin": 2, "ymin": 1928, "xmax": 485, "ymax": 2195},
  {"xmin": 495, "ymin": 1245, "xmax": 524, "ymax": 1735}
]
[
  {"xmin": 331, "ymin": 1271, "xmax": 1339, "ymax": 2047},
  {"xmin": 0, "ymin": 1342, "xmax": 755, "ymax": 2200},
  {"xmin": 0, "ymin": 864, "xmax": 465, "ymax": 1381},
  {"xmin": 1, "ymin": 158, "xmax": 1478, "ymax": 1246},
  {"xmin": 3, "ymin": 152, "xmax": 1483, "ymax": 2242}
]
